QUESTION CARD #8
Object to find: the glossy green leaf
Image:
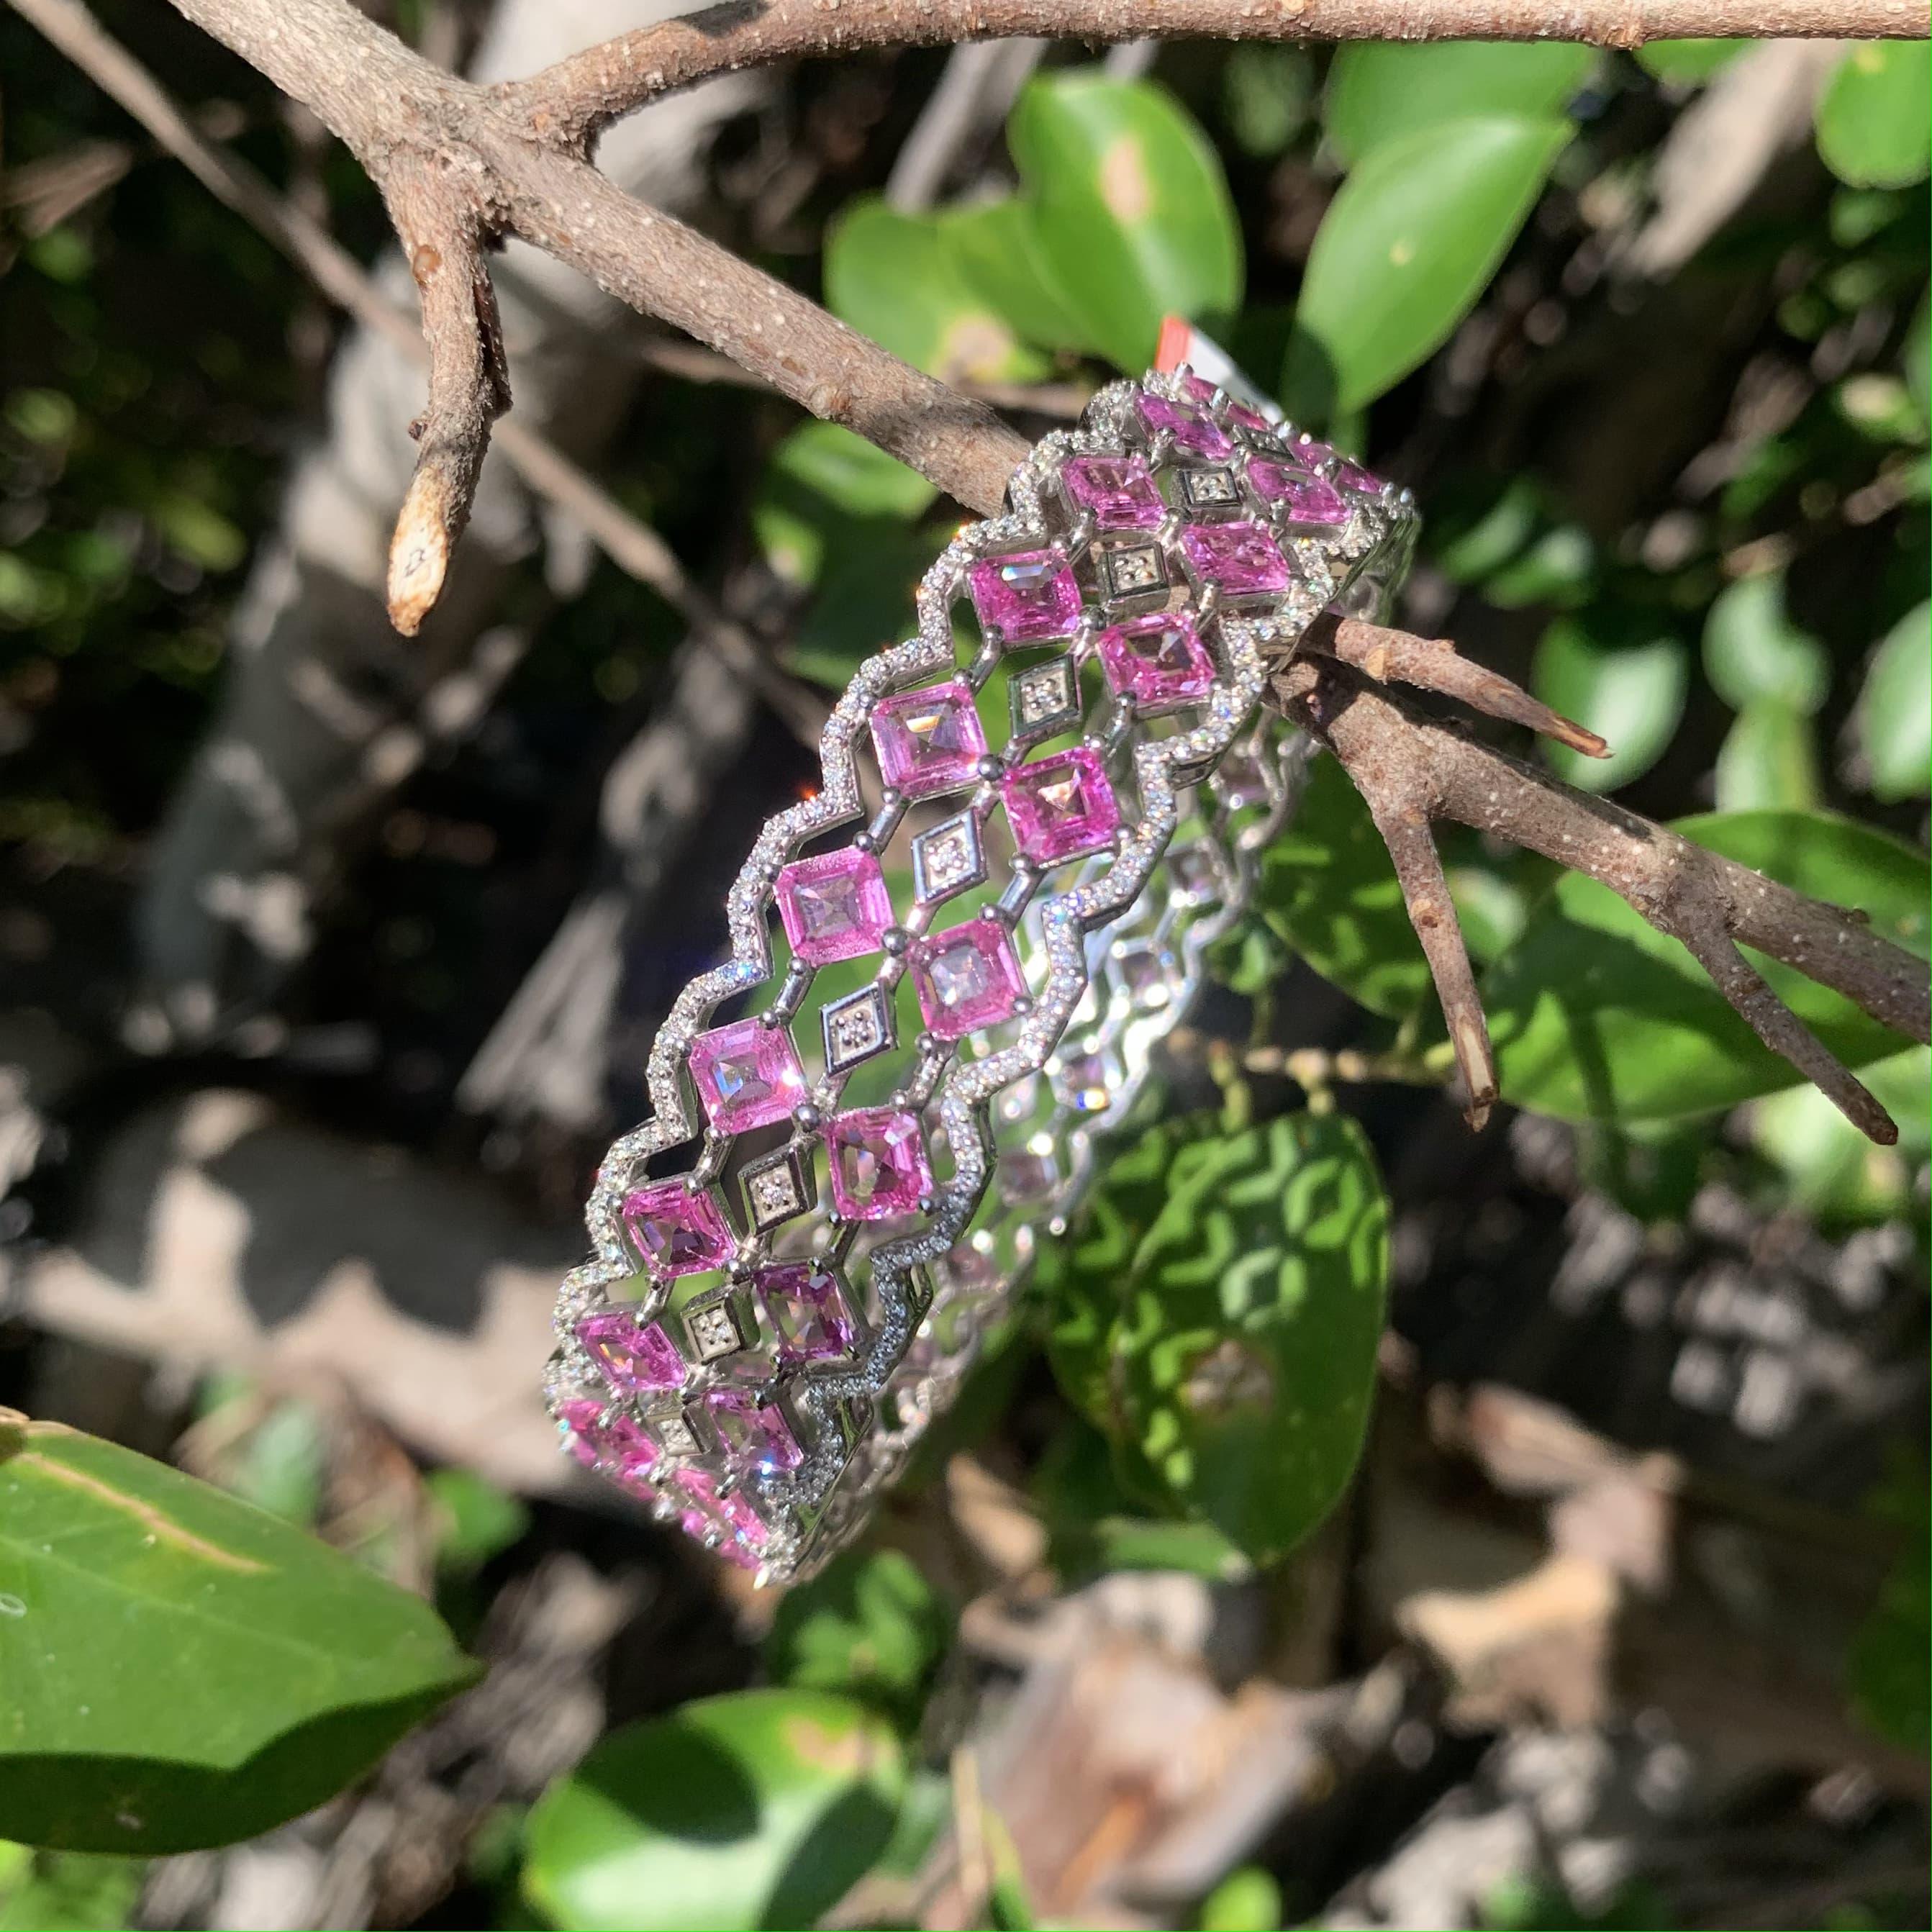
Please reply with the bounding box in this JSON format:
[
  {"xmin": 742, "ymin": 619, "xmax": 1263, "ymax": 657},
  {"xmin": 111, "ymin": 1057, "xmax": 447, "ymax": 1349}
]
[
  {"xmin": 1815, "ymin": 42, "xmax": 1932, "ymax": 189},
  {"xmin": 1254, "ymin": 753, "xmax": 1432, "ymax": 1020},
  {"xmin": 1533, "ymin": 613, "xmax": 1688, "ymax": 791},
  {"xmin": 824, "ymin": 198, "xmax": 1044, "ymax": 384},
  {"xmin": 940, "ymin": 198, "xmax": 1094, "ymax": 355},
  {"xmin": 764, "ymin": 1550, "xmax": 950, "ymax": 1727},
  {"xmin": 523, "ymin": 1690, "xmax": 904, "ymax": 1931},
  {"xmin": 1483, "ymin": 812, "xmax": 1929, "ymax": 1125},
  {"xmin": 1008, "ymin": 73, "xmax": 1243, "ymax": 373},
  {"xmin": 1701, "ymin": 571, "xmax": 1829, "ymax": 714},
  {"xmin": 1751, "ymin": 1047, "xmax": 1926, "ymax": 1225},
  {"xmin": 1290, "ymin": 116, "xmax": 1570, "ymax": 412},
  {"xmin": 1635, "ymin": 39, "xmax": 1750, "ymax": 83},
  {"xmin": 1113, "ymin": 1114, "xmax": 1389, "ymax": 1564},
  {"xmin": 425, "ymin": 1468, "xmax": 530, "ymax": 1577},
  {"xmin": 1479, "ymin": 522, "xmax": 1597, "ymax": 610},
  {"xmin": 1853, "ymin": 601, "xmax": 1931, "ymax": 802},
  {"xmin": 765, "ymin": 422, "xmax": 937, "ymax": 524},
  {"xmin": 1325, "ymin": 41, "xmax": 1597, "ymax": 165},
  {"xmin": 1714, "ymin": 702, "xmax": 1820, "ymax": 812},
  {"xmin": 0, "ymin": 1415, "xmax": 478, "ymax": 1854}
]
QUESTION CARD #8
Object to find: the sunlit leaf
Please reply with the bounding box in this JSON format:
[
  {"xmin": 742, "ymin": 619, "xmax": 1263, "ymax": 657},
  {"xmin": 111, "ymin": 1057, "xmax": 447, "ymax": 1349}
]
[
  {"xmin": 524, "ymin": 1691, "xmax": 904, "ymax": 1931},
  {"xmin": 1534, "ymin": 612, "xmax": 1689, "ymax": 791},
  {"xmin": 1484, "ymin": 811, "xmax": 1929, "ymax": 1125},
  {"xmin": 765, "ymin": 1550, "xmax": 951, "ymax": 1728},
  {"xmin": 0, "ymin": 1415, "xmax": 478, "ymax": 1854},
  {"xmin": 1815, "ymin": 41, "xmax": 1931, "ymax": 189},
  {"xmin": 1325, "ymin": 41, "xmax": 1596, "ymax": 165},
  {"xmin": 1852, "ymin": 601, "xmax": 1931, "ymax": 802},
  {"xmin": 941, "ymin": 197, "xmax": 1095, "ymax": 355},
  {"xmin": 1751, "ymin": 1047, "xmax": 1925, "ymax": 1225},
  {"xmin": 1008, "ymin": 72, "xmax": 1243, "ymax": 373},
  {"xmin": 1714, "ymin": 702, "xmax": 1820, "ymax": 812},
  {"xmin": 1289, "ymin": 115, "xmax": 1570, "ymax": 412},
  {"xmin": 1702, "ymin": 571, "xmax": 1830, "ymax": 715}
]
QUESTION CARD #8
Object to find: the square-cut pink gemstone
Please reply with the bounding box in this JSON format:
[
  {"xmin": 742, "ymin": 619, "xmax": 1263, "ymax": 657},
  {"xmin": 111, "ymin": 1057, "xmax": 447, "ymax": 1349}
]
[
  {"xmin": 908, "ymin": 917, "xmax": 1026, "ymax": 1039},
  {"xmin": 1002, "ymin": 746, "xmax": 1122, "ymax": 864},
  {"xmin": 756, "ymin": 1262, "xmax": 856, "ymax": 1365},
  {"xmin": 620, "ymin": 1179, "xmax": 734, "ymax": 1280},
  {"xmin": 705, "ymin": 1387, "xmax": 803, "ymax": 1472},
  {"xmin": 1097, "ymin": 612, "xmax": 1215, "ymax": 712},
  {"xmin": 559, "ymin": 1397, "xmax": 606, "ymax": 1467},
  {"xmin": 1138, "ymin": 392, "xmax": 1233, "ymax": 459},
  {"xmin": 1179, "ymin": 520, "xmax": 1292, "ymax": 595},
  {"xmin": 1248, "ymin": 461, "xmax": 1348, "ymax": 528},
  {"xmin": 1333, "ymin": 458, "xmax": 1381, "ymax": 495},
  {"xmin": 671, "ymin": 1467, "xmax": 768, "ymax": 1554},
  {"xmin": 577, "ymin": 1310, "xmax": 686, "ymax": 1394},
  {"xmin": 687, "ymin": 1017, "xmax": 806, "ymax": 1133},
  {"xmin": 827, "ymin": 1107, "xmax": 933, "ymax": 1220},
  {"xmin": 774, "ymin": 847, "xmax": 893, "ymax": 966},
  {"xmin": 1227, "ymin": 399, "xmax": 1276, "ymax": 435},
  {"xmin": 1062, "ymin": 455, "xmax": 1165, "ymax": 531},
  {"xmin": 870, "ymin": 681, "xmax": 989, "ymax": 800},
  {"xmin": 1179, "ymin": 372, "xmax": 1217, "ymax": 404},
  {"xmin": 968, "ymin": 548, "xmax": 1083, "ymax": 643}
]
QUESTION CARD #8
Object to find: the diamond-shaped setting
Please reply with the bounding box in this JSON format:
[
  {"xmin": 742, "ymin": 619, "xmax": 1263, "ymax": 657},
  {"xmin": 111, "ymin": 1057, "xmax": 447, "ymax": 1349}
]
[
  {"xmin": 774, "ymin": 848, "xmax": 893, "ymax": 966},
  {"xmin": 1179, "ymin": 519, "xmax": 1292, "ymax": 596},
  {"xmin": 1097, "ymin": 541, "xmax": 1167, "ymax": 603},
  {"xmin": 1248, "ymin": 460, "xmax": 1348, "ymax": 529},
  {"xmin": 827, "ymin": 1107, "xmax": 933, "ymax": 1220},
  {"xmin": 756, "ymin": 1262, "xmax": 859, "ymax": 1366},
  {"xmin": 909, "ymin": 917, "xmax": 1026, "ymax": 1039},
  {"xmin": 687, "ymin": 1017, "xmax": 807, "ymax": 1134},
  {"xmin": 1138, "ymin": 391, "xmax": 1233, "ymax": 458},
  {"xmin": 1096, "ymin": 612, "xmax": 1215, "ymax": 715},
  {"xmin": 706, "ymin": 1387, "xmax": 804, "ymax": 1472},
  {"xmin": 653, "ymin": 1408, "xmax": 702, "ymax": 1459},
  {"xmin": 967, "ymin": 547, "xmax": 1083, "ymax": 643},
  {"xmin": 1061, "ymin": 454, "xmax": 1165, "ymax": 530},
  {"xmin": 620, "ymin": 1180, "xmax": 734, "ymax": 1282},
  {"xmin": 911, "ymin": 811, "xmax": 987, "ymax": 906},
  {"xmin": 1008, "ymin": 656, "xmax": 1081, "ymax": 743},
  {"xmin": 741, "ymin": 1144, "xmax": 813, "ymax": 1233},
  {"xmin": 577, "ymin": 1310, "xmax": 686, "ymax": 1395},
  {"xmin": 871, "ymin": 680, "xmax": 989, "ymax": 799},
  {"xmin": 683, "ymin": 1291, "xmax": 749, "ymax": 1364},
  {"xmin": 1177, "ymin": 466, "xmax": 1241, "ymax": 510},
  {"xmin": 1003, "ymin": 747, "xmax": 1122, "ymax": 865},
  {"xmin": 822, "ymin": 981, "xmax": 895, "ymax": 1073}
]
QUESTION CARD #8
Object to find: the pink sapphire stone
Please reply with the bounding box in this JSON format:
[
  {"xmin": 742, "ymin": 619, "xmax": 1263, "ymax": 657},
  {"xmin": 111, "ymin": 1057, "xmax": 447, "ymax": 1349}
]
[
  {"xmin": 1248, "ymin": 461, "xmax": 1348, "ymax": 529},
  {"xmin": 559, "ymin": 1397, "xmax": 605, "ymax": 1468},
  {"xmin": 687, "ymin": 1017, "xmax": 806, "ymax": 1133},
  {"xmin": 576, "ymin": 1310, "xmax": 686, "ymax": 1395},
  {"xmin": 774, "ymin": 847, "xmax": 893, "ymax": 966},
  {"xmin": 827, "ymin": 1107, "xmax": 933, "ymax": 1220},
  {"xmin": 1179, "ymin": 520, "xmax": 1292, "ymax": 595},
  {"xmin": 1096, "ymin": 612, "xmax": 1216, "ymax": 712},
  {"xmin": 620, "ymin": 1179, "xmax": 734, "ymax": 1280},
  {"xmin": 1227, "ymin": 399, "xmax": 1276, "ymax": 435},
  {"xmin": 705, "ymin": 1387, "xmax": 803, "ymax": 1472},
  {"xmin": 1002, "ymin": 747, "xmax": 1122, "ymax": 864},
  {"xmin": 1333, "ymin": 458, "xmax": 1379, "ymax": 494},
  {"xmin": 909, "ymin": 918, "xmax": 1027, "ymax": 1039},
  {"xmin": 1061, "ymin": 455, "xmax": 1165, "ymax": 531},
  {"xmin": 671, "ymin": 1468, "xmax": 768, "ymax": 1557},
  {"xmin": 756, "ymin": 1262, "xmax": 856, "ymax": 1365},
  {"xmin": 968, "ymin": 548, "xmax": 1083, "ymax": 643},
  {"xmin": 1138, "ymin": 392, "xmax": 1233, "ymax": 459},
  {"xmin": 1179, "ymin": 373, "xmax": 1217, "ymax": 404},
  {"xmin": 871, "ymin": 681, "xmax": 989, "ymax": 799}
]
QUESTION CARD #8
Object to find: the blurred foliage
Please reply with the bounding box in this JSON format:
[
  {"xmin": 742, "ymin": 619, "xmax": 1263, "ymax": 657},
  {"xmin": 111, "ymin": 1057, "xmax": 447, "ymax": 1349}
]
[{"xmin": 763, "ymin": 1548, "xmax": 952, "ymax": 1728}]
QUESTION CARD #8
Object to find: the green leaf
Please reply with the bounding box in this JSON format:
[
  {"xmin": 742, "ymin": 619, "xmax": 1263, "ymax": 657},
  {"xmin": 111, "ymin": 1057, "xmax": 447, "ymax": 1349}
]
[
  {"xmin": 1483, "ymin": 812, "xmax": 1929, "ymax": 1125},
  {"xmin": 1533, "ymin": 612, "xmax": 1688, "ymax": 792},
  {"xmin": 0, "ymin": 1845, "xmax": 141, "ymax": 1931},
  {"xmin": 1905, "ymin": 290, "xmax": 1928, "ymax": 423},
  {"xmin": 1008, "ymin": 73, "xmax": 1243, "ymax": 373},
  {"xmin": 941, "ymin": 198, "xmax": 1094, "ymax": 355},
  {"xmin": 1324, "ymin": 42, "xmax": 1597, "ymax": 165},
  {"xmin": 1223, "ymin": 45, "xmax": 1314, "ymax": 160},
  {"xmin": 1635, "ymin": 39, "xmax": 1750, "ymax": 83},
  {"xmin": 1480, "ymin": 522, "xmax": 1597, "ymax": 609},
  {"xmin": 1113, "ymin": 1114, "xmax": 1389, "ymax": 1565},
  {"xmin": 1289, "ymin": 116, "xmax": 1570, "ymax": 413},
  {"xmin": 763, "ymin": 422, "xmax": 937, "ymax": 525},
  {"xmin": 1254, "ymin": 753, "xmax": 1432, "ymax": 1020},
  {"xmin": 425, "ymin": 1468, "xmax": 530, "ymax": 1577},
  {"xmin": 1701, "ymin": 571, "xmax": 1830, "ymax": 714},
  {"xmin": 1201, "ymin": 1865, "xmax": 1284, "ymax": 1932},
  {"xmin": 1714, "ymin": 702, "xmax": 1821, "ymax": 812},
  {"xmin": 824, "ymin": 198, "xmax": 1044, "ymax": 384},
  {"xmin": 765, "ymin": 1550, "xmax": 951, "ymax": 1728},
  {"xmin": 1849, "ymin": 1459, "xmax": 1930, "ymax": 1751},
  {"xmin": 523, "ymin": 1690, "xmax": 905, "ymax": 1931},
  {"xmin": 1815, "ymin": 42, "xmax": 1932, "ymax": 189},
  {"xmin": 1751, "ymin": 1048, "xmax": 1925, "ymax": 1225},
  {"xmin": 0, "ymin": 1415, "xmax": 478, "ymax": 1854},
  {"xmin": 1853, "ymin": 601, "xmax": 1931, "ymax": 802}
]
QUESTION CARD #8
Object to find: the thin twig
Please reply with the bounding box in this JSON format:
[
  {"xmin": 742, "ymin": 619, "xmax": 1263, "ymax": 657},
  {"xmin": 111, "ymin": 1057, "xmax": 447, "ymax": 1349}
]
[{"xmin": 499, "ymin": 0, "xmax": 1925, "ymax": 147}]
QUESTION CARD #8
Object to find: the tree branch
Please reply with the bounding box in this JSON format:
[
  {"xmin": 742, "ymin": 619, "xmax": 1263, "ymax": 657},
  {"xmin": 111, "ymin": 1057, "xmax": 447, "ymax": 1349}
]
[{"xmin": 500, "ymin": 0, "xmax": 1926, "ymax": 149}]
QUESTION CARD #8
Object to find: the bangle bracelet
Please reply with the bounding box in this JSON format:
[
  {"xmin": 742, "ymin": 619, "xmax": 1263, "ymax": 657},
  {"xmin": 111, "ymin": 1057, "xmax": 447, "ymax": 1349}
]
[{"xmin": 545, "ymin": 365, "xmax": 1419, "ymax": 1583}]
